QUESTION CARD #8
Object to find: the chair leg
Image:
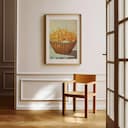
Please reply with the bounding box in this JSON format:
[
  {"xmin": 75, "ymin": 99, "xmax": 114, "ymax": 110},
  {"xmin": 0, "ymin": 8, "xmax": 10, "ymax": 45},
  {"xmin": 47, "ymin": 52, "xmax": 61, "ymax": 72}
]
[
  {"xmin": 62, "ymin": 83, "xmax": 66, "ymax": 115},
  {"xmin": 84, "ymin": 85, "xmax": 88, "ymax": 118},
  {"xmin": 93, "ymin": 96, "xmax": 96, "ymax": 113},
  {"xmin": 62, "ymin": 96, "xmax": 66, "ymax": 115},
  {"xmin": 73, "ymin": 82, "xmax": 76, "ymax": 112},
  {"xmin": 73, "ymin": 97, "xmax": 76, "ymax": 112},
  {"xmin": 93, "ymin": 83, "xmax": 96, "ymax": 113}
]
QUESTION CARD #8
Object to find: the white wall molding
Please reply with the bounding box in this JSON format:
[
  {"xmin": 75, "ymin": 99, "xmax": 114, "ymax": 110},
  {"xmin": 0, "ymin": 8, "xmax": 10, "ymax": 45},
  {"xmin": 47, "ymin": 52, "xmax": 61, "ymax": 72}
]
[
  {"xmin": 20, "ymin": 78, "xmax": 71, "ymax": 101},
  {"xmin": 17, "ymin": 72, "xmax": 106, "ymax": 76},
  {"xmin": 16, "ymin": 74, "xmax": 106, "ymax": 110}
]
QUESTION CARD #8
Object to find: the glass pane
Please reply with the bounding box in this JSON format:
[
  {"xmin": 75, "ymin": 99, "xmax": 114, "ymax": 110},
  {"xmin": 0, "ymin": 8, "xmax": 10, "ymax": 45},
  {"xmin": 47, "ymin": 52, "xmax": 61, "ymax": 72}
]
[
  {"xmin": 119, "ymin": 62, "xmax": 124, "ymax": 96},
  {"xmin": 125, "ymin": 62, "xmax": 128, "ymax": 99},
  {"xmin": 109, "ymin": 92, "xmax": 114, "ymax": 120},
  {"xmin": 119, "ymin": 23, "xmax": 124, "ymax": 58},
  {"xmin": 108, "ymin": 64, "xmax": 114, "ymax": 90},
  {"xmin": 118, "ymin": 97, "xmax": 124, "ymax": 128},
  {"xmin": 125, "ymin": 101, "xmax": 128, "ymax": 128},
  {"xmin": 119, "ymin": 0, "xmax": 124, "ymax": 21},
  {"xmin": 107, "ymin": 35, "xmax": 110, "ymax": 61},
  {"xmin": 109, "ymin": 34, "xmax": 114, "ymax": 61},
  {"xmin": 125, "ymin": 0, "xmax": 128, "ymax": 18},
  {"xmin": 107, "ymin": 64, "xmax": 110, "ymax": 88},
  {"xmin": 107, "ymin": 5, "xmax": 110, "ymax": 32},
  {"xmin": 107, "ymin": 91, "xmax": 110, "ymax": 115},
  {"xmin": 125, "ymin": 21, "xmax": 128, "ymax": 58},
  {"xmin": 109, "ymin": 0, "xmax": 114, "ymax": 31}
]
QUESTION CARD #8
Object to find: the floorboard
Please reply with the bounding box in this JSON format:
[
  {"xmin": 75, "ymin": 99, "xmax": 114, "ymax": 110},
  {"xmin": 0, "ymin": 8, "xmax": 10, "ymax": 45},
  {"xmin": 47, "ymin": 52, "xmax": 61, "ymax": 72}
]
[{"xmin": 0, "ymin": 110, "xmax": 106, "ymax": 128}]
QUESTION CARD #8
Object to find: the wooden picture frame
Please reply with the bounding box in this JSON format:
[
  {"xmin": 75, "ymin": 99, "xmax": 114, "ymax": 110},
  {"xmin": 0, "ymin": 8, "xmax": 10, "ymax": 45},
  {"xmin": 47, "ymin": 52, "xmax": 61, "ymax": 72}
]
[{"xmin": 45, "ymin": 14, "xmax": 81, "ymax": 64}]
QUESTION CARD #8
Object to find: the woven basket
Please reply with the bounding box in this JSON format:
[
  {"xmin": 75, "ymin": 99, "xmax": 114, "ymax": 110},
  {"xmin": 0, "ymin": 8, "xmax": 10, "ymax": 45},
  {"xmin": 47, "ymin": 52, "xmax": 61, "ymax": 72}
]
[{"xmin": 50, "ymin": 42, "xmax": 76, "ymax": 55}]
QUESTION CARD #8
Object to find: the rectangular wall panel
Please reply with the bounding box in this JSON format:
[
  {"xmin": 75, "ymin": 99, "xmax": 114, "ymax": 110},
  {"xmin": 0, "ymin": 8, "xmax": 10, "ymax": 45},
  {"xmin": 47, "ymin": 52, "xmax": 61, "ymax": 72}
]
[
  {"xmin": 0, "ymin": 69, "xmax": 14, "ymax": 96},
  {"xmin": 3, "ymin": 71, "xmax": 14, "ymax": 89},
  {"xmin": 0, "ymin": 0, "xmax": 16, "ymax": 97},
  {"xmin": 3, "ymin": 0, "xmax": 15, "ymax": 62},
  {"xmin": 0, "ymin": 0, "xmax": 2, "ymax": 59},
  {"xmin": 20, "ymin": 79, "xmax": 62, "ymax": 101}
]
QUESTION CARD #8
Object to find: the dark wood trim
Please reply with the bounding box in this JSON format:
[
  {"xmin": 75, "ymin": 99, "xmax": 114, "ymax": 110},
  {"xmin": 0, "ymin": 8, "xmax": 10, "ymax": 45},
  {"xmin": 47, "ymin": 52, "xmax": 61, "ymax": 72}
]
[
  {"xmin": 0, "ymin": 0, "xmax": 16, "ymax": 109},
  {"xmin": 118, "ymin": 95, "xmax": 125, "ymax": 99},
  {"xmin": 0, "ymin": 66, "xmax": 14, "ymax": 68},
  {"xmin": 106, "ymin": 1, "xmax": 108, "ymax": 127},
  {"xmin": 62, "ymin": 82, "xmax": 65, "ymax": 115},
  {"xmin": 118, "ymin": 59, "xmax": 128, "ymax": 61},
  {"xmin": 84, "ymin": 85, "xmax": 88, "ymax": 118},
  {"xmin": 73, "ymin": 82, "xmax": 76, "ymax": 111},
  {"xmin": 107, "ymin": 31, "xmax": 115, "ymax": 35},
  {"xmin": 106, "ymin": 115, "xmax": 115, "ymax": 128},
  {"xmin": 107, "ymin": 0, "xmax": 112, "ymax": 5},
  {"xmin": 118, "ymin": 95, "xmax": 128, "ymax": 102},
  {"xmin": 107, "ymin": 88, "xmax": 114, "ymax": 93},
  {"xmin": 63, "ymin": 94, "xmax": 85, "ymax": 98},
  {"xmin": 114, "ymin": 0, "xmax": 119, "ymax": 127},
  {"xmin": 0, "ymin": 95, "xmax": 14, "ymax": 109},
  {"xmin": 107, "ymin": 61, "xmax": 114, "ymax": 64},
  {"xmin": 119, "ymin": 17, "xmax": 128, "ymax": 24},
  {"xmin": 106, "ymin": 0, "xmax": 127, "ymax": 127},
  {"xmin": 124, "ymin": 3, "xmax": 126, "ymax": 125},
  {"xmin": 106, "ymin": 0, "xmax": 116, "ymax": 126},
  {"xmin": 93, "ymin": 83, "xmax": 96, "ymax": 113}
]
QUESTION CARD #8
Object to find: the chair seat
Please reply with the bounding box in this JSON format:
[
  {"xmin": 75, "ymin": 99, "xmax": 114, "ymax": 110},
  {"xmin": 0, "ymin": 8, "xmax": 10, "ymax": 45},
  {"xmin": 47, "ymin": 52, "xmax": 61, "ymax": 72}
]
[{"xmin": 64, "ymin": 91, "xmax": 96, "ymax": 98}]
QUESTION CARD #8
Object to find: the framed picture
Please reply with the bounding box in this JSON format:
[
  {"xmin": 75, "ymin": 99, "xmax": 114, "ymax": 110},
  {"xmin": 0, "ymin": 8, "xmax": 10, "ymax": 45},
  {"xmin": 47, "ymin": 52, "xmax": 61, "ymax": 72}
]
[{"xmin": 45, "ymin": 14, "xmax": 81, "ymax": 64}]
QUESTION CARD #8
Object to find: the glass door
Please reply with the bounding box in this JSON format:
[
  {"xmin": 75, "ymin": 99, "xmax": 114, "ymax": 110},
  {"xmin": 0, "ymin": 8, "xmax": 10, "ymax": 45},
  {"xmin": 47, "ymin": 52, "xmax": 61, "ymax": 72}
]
[
  {"xmin": 106, "ymin": 0, "xmax": 115, "ymax": 127},
  {"xmin": 106, "ymin": 0, "xmax": 128, "ymax": 127},
  {"xmin": 106, "ymin": 0, "xmax": 118, "ymax": 127},
  {"xmin": 118, "ymin": 0, "xmax": 128, "ymax": 128}
]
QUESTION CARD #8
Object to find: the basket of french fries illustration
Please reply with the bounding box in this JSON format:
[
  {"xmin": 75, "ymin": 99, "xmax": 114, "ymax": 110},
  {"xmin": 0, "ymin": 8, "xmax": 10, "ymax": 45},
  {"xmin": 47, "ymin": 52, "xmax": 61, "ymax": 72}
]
[{"xmin": 50, "ymin": 29, "xmax": 76, "ymax": 55}]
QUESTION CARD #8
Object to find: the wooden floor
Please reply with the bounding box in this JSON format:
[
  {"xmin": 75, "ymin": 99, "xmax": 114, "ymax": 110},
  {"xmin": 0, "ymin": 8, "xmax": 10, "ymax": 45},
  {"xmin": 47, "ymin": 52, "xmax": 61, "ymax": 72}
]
[{"xmin": 0, "ymin": 110, "xmax": 106, "ymax": 128}]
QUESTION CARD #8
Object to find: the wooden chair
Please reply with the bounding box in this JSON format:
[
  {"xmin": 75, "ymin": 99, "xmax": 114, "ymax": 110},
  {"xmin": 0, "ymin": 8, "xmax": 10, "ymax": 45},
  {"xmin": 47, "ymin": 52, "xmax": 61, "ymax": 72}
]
[{"xmin": 62, "ymin": 74, "xmax": 96, "ymax": 118}]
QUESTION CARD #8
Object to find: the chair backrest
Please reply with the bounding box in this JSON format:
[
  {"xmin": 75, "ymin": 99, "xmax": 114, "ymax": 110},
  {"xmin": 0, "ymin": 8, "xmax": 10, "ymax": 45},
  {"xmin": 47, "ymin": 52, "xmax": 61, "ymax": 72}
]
[{"xmin": 73, "ymin": 74, "xmax": 96, "ymax": 83}]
